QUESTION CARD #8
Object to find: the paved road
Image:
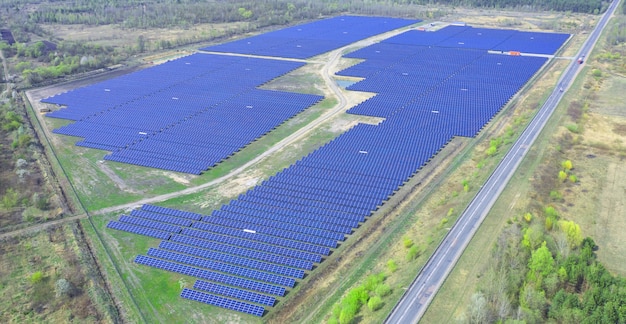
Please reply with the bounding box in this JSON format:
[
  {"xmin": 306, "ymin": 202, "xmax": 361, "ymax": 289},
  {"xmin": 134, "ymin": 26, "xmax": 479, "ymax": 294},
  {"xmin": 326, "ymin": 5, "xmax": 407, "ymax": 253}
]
[{"xmin": 386, "ymin": 1, "xmax": 622, "ymax": 323}]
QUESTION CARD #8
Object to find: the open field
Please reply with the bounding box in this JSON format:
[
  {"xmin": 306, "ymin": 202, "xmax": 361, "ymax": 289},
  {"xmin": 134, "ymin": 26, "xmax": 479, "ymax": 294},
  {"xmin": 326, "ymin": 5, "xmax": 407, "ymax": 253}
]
[
  {"xmin": 0, "ymin": 222, "xmax": 116, "ymax": 323},
  {"xmin": 41, "ymin": 22, "xmax": 251, "ymax": 50}
]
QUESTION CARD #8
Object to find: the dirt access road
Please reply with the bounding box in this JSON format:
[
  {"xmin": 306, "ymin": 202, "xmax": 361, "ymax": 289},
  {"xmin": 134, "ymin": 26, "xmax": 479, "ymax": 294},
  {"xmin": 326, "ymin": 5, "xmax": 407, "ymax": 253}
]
[{"xmin": 13, "ymin": 22, "xmax": 421, "ymax": 238}]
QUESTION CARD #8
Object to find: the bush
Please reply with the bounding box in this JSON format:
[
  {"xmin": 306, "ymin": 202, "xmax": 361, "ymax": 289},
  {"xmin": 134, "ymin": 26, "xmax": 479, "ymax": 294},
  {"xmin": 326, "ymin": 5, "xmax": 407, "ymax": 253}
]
[
  {"xmin": 524, "ymin": 212, "xmax": 533, "ymax": 223},
  {"xmin": 375, "ymin": 283, "xmax": 391, "ymax": 297},
  {"xmin": 558, "ymin": 170, "xmax": 568, "ymax": 181},
  {"xmin": 569, "ymin": 175, "xmax": 578, "ymax": 183},
  {"xmin": 34, "ymin": 193, "xmax": 50, "ymax": 210},
  {"xmin": 407, "ymin": 245, "xmax": 420, "ymax": 261},
  {"xmin": 55, "ymin": 278, "xmax": 73, "ymax": 297},
  {"xmin": 30, "ymin": 271, "xmax": 44, "ymax": 284},
  {"xmin": 2, "ymin": 188, "xmax": 19, "ymax": 208},
  {"xmin": 367, "ymin": 295, "xmax": 383, "ymax": 312},
  {"xmin": 363, "ymin": 274, "xmax": 383, "ymax": 292},
  {"xmin": 403, "ymin": 237, "xmax": 414, "ymax": 249},
  {"xmin": 550, "ymin": 190, "xmax": 562, "ymax": 201},
  {"xmin": 387, "ymin": 259, "xmax": 397, "ymax": 273},
  {"xmin": 545, "ymin": 206, "xmax": 558, "ymax": 218},
  {"xmin": 565, "ymin": 124, "xmax": 580, "ymax": 133},
  {"xmin": 561, "ymin": 160, "xmax": 573, "ymax": 170}
]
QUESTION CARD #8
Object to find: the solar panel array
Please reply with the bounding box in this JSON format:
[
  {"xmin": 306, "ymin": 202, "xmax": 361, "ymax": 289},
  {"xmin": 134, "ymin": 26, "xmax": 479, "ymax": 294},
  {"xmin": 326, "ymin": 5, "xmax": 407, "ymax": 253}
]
[
  {"xmin": 106, "ymin": 24, "xmax": 569, "ymax": 317},
  {"xmin": 381, "ymin": 25, "xmax": 569, "ymax": 54},
  {"xmin": 201, "ymin": 15, "xmax": 419, "ymax": 59},
  {"xmin": 43, "ymin": 54, "xmax": 323, "ymax": 174}
]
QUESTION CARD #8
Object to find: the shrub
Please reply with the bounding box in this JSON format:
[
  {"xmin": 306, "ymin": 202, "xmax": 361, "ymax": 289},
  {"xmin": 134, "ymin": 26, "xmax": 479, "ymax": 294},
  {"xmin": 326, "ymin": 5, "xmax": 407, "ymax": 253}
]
[
  {"xmin": 30, "ymin": 271, "xmax": 44, "ymax": 284},
  {"xmin": 55, "ymin": 278, "xmax": 73, "ymax": 297},
  {"xmin": 561, "ymin": 160, "xmax": 573, "ymax": 170},
  {"xmin": 550, "ymin": 190, "xmax": 562, "ymax": 201},
  {"xmin": 375, "ymin": 283, "xmax": 391, "ymax": 297},
  {"xmin": 565, "ymin": 124, "xmax": 580, "ymax": 133},
  {"xmin": 558, "ymin": 170, "xmax": 568, "ymax": 181},
  {"xmin": 545, "ymin": 206, "xmax": 558, "ymax": 218},
  {"xmin": 524, "ymin": 212, "xmax": 533, "ymax": 223},
  {"xmin": 569, "ymin": 175, "xmax": 578, "ymax": 183},
  {"xmin": 2, "ymin": 188, "xmax": 19, "ymax": 208},
  {"xmin": 34, "ymin": 193, "xmax": 50, "ymax": 210},
  {"xmin": 363, "ymin": 274, "xmax": 383, "ymax": 292},
  {"xmin": 367, "ymin": 295, "xmax": 383, "ymax": 312},
  {"xmin": 407, "ymin": 245, "xmax": 420, "ymax": 261},
  {"xmin": 387, "ymin": 260, "xmax": 397, "ymax": 273},
  {"xmin": 403, "ymin": 237, "xmax": 413, "ymax": 249}
]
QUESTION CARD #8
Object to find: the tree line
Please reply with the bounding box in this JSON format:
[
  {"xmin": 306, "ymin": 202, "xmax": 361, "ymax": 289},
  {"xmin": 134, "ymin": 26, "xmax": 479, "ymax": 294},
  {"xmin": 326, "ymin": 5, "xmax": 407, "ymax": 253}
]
[{"xmin": 10, "ymin": 0, "xmax": 612, "ymax": 32}]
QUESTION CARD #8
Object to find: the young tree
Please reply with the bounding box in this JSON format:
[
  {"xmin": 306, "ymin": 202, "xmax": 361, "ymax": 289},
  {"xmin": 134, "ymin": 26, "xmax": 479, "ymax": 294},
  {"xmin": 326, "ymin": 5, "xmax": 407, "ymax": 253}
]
[
  {"xmin": 558, "ymin": 220, "xmax": 583, "ymax": 249},
  {"xmin": 529, "ymin": 241, "xmax": 555, "ymax": 279}
]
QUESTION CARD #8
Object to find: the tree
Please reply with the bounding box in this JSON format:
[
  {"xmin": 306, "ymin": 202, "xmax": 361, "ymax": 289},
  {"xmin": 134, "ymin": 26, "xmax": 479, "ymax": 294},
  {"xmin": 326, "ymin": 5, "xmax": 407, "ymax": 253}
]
[
  {"xmin": 469, "ymin": 292, "xmax": 489, "ymax": 323},
  {"xmin": 137, "ymin": 35, "xmax": 146, "ymax": 53},
  {"xmin": 558, "ymin": 220, "xmax": 583, "ymax": 249},
  {"xmin": 529, "ymin": 241, "xmax": 555, "ymax": 278},
  {"xmin": 238, "ymin": 7, "xmax": 253, "ymax": 19}
]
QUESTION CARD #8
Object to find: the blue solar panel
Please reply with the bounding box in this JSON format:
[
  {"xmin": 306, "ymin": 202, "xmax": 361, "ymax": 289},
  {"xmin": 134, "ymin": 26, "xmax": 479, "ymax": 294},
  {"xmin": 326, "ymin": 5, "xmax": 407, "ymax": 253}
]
[
  {"xmin": 130, "ymin": 209, "xmax": 193, "ymax": 227},
  {"xmin": 107, "ymin": 221, "xmax": 170, "ymax": 240},
  {"xmin": 193, "ymin": 280, "xmax": 275, "ymax": 306},
  {"xmin": 135, "ymin": 255, "xmax": 285, "ymax": 296},
  {"xmin": 142, "ymin": 204, "xmax": 204, "ymax": 221},
  {"xmin": 181, "ymin": 227, "xmax": 322, "ymax": 263},
  {"xmin": 190, "ymin": 221, "xmax": 330, "ymax": 256},
  {"xmin": 181, "ymin": 288, "xmax": 265, "ymax": 317},
  {"xmin": 202, "ymin": 212, "xmax": 339, "ymax": 248},
  {"xmin": 147, "ymin": 248, "xmax": 295, "ymax": 287},
  {"xmin": 201, "ymin": 15, "xmax": 419, "ymax": 59},
  {"xmin": 118, "ymin": 215, "xmax": 182, "ymax": 234},
  {"xmin": 159, "ymin": 241, "xmax": 304, "ymax": 279},
  {"xmin": 170, "ymin": 234, "xmax": 313, "ymax": 270},
  {"xmin": 44, "ymin": 54, "xmax": 323, "ymax": 174}
]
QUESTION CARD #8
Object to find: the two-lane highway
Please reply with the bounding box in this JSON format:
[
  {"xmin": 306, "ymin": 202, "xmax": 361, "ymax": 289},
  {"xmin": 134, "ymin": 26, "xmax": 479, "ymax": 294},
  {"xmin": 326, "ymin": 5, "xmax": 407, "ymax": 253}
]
[{"xmin": 386, "ymin": 1, "xmax": 622, "ymax": 323}]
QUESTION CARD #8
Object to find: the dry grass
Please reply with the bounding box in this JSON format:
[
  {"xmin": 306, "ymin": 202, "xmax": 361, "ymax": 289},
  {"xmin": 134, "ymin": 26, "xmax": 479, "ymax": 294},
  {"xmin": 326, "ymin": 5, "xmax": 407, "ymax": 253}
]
[{"xmin": 42, "ymin": 22, "xmax": 249, "ymax": 48}]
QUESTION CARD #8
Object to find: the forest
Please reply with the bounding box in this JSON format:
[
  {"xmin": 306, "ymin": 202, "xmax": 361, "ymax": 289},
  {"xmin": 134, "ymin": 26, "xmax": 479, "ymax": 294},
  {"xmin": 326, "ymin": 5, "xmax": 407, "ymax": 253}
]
[{"xmin": 3, "ymin": 0, "xmax": 613, "ymax": 31}]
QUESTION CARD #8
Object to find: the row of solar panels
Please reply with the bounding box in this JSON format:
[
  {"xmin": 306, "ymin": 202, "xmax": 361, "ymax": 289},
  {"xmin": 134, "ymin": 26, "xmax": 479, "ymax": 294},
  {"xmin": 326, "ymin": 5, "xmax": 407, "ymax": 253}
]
[
  {"xmin": 44, "ymin": 54, "xmax": 323, "ymax": 174},
  {"xmin": 105, "ymin": 23, "xmax": 568, "ymax": 316},
  {"xmin": 201, "ymin": 15, "xmax": 419, "ymax": 59},
  {"xmin": 383, "ymin": 25, "xmax": 569, "ymax": 54}
]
